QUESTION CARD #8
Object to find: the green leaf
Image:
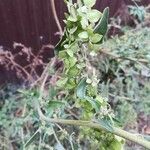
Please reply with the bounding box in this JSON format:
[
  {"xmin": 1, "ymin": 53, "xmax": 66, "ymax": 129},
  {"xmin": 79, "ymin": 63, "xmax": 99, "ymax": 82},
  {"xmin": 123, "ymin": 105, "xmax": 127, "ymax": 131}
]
[
  {"xmin": 88, "ymin": 9, "xmax": 102, "ymax": 23},
  {"xmin": 48, "ymin": 101, "xmax": 65, "ymax": 109},
  {"xmin": 83, "ymin": 0, "xmax": 96, "ymax": 7},
  {"xmin": 66, "ymin": 78, "xmax": 76, "ymax": 89},
  {"xmin": 96, "ymin": 95, "xmax": 104, "ymax": 104},
  {"xmin": 68, "ymin": 57, "xmax": 77, "ymax": 67},
  {"xmin": 49, "ymin": 86, "xmax": 56, "ymax": 99},
  {"xmin": 109, "ymin": 139, "xmax": 124, "ymax": 150},
  {"xmin": 64, "ymin": 58, "xmax": 70, "ymax": 68},
  {"xmin": 66, "ymin": 20, "xmax": 73, "ymax": 28},
  {"xmin": 77, "ymin": 6, "xmax": 88, "ymax": 14},
  {"xmin": 88, "ymin": 42, "xmax": 100, "ymax": 52},
  {"xmin": 76, "ymin": 78, "xmax": 87, "ymax": 99},
  {"xmin": 68, "ymin": 16, "xmax": 78, "ymax": 22},
  {"xmin": 90, "ymin": 33, "xmax": 103, "ymax": 43},
  {"xmin": 81, "ymin": 17, "xmax": 89, "ymax": 29},
  {"xmin": 64, "ymin": 12, "xmax": 69, "ymax": 18},
  {"xmin": 67, "ymin": 49, "xmax": 74, "ymax": 57},
  {"xmin": 58, "ymin": 51, "xmax": 67, "ymax": 59},
  {"xmin": 57, "ymin": 78, "xmax": 68, "ymax": 87},
  {"xmin": 96, "ymin": 118, "xmax": 114, "ymax": 132},
  {"xmin": 86, "ymin": 78, "xmax": 92, "ymax": 84},
  {"xmin": 69, "ymin": 26, "xmax": 78, "ymax": 34},
  {"xmin": 76, "ymin": 79, "xmax": 100, "ymax": 112},
  {"xmin": 69, "ymin": 42, "xmax": 79, "ymax": 53},
  {"xmin": 77, "ymin": 0, "xmax": 83, "ymax": 7},
  {"xmin": 85, "ymin": 97, "xmax": 100, "ymax": 112},
  {"xmin": 68, "ymin": 66, "xmax": 79, "ymax": 76},
  {"xmin": 77, "ymin": 63, "xmax": 85, "ymax": 69},
  {"xmin": 94, "ymin": 7, "xmax": 109, "ymax": 37},
  {"xmin": 78, "ymin": 31, "xmax": 88, "ymax": 39},
  {"xmin": 68, "ymin": 5, "xmax": 78, "ymax": 22}
]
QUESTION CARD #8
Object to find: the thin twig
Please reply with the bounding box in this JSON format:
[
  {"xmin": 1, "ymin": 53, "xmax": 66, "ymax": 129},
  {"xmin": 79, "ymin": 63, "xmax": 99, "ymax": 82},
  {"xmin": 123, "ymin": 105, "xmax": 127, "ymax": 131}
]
[
  {"xmin": 52, "ymin": 127, "xmax": 65, "ymax": 149},
  {"xmin": 31, "ymin": 58, "xmax": 56, "ymax": 87},
  {"xmin": 50, "ymin": 0, "xmax": 63, "ymax": 36}
]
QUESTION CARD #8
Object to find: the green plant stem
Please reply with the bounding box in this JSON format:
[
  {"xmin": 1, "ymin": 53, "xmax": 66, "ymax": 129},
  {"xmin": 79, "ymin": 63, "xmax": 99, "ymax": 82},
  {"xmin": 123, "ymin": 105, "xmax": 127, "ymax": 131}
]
[{"xmin": 36, "ymin": 101, "xmax": 150, "ymax": 149}]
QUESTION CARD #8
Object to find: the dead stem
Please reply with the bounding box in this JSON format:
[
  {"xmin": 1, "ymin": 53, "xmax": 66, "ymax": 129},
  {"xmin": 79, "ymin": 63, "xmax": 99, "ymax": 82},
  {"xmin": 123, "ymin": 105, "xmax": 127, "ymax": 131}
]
[{"xmin": 50, "ymin": 0, "xmax": 63, "ymax": 36}]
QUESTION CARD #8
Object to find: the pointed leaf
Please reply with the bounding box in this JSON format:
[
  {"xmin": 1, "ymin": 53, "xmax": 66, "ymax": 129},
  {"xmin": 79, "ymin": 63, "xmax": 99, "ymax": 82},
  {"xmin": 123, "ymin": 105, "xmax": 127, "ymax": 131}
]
[
  {"xmin": 85, "ymin": 96, "xmax": 100, "ymax": 112},
  {"xmin": 94, "ymin": 7, "xmax": 109, "ymax": 37},
  {"xmin": 90, "ymin": 33, "xmax": 103, "ymax": 43},
  {"xmin": 76, "ymin": 78, "xmax": 87, "ymax": 99},
  {"xmin": 77, "ymin": 79, "xmax": 100, "ymax": 112}
]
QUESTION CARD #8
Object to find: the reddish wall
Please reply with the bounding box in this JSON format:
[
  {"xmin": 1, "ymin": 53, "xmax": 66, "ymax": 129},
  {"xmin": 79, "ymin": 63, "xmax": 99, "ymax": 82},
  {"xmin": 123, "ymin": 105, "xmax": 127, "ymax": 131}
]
[
  {"xmin": 0, "ymin": 0, "xmax": 149, "ymax": 50},
  {"xmin": 0, "ymin": 0, "xmax": 150, "ymax": 84}
]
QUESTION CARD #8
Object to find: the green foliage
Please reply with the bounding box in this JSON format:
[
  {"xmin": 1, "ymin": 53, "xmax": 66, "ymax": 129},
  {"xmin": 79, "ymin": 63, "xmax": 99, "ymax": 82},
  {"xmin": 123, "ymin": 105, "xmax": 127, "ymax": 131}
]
[
  {"xmin": 108, "ymin": 138, "xmax": 124, "ymax": 150},
  {"xmin": 56, "ymin": 1, "xmax": 113, "ymax": 123},
  {"xmin": 83, "ymin": 0, "xmax": 97, "ymax": 7},
  {"xmin": 128, "ymin": 5, "xmax": 146, "ymax": 22},
  {"xmin": 55, "ymin": 0, "xmax": 109, "ymax": 53},
  {"xmin": 94, "ymin": 27, "xmax": 150, "ymax": 128}
]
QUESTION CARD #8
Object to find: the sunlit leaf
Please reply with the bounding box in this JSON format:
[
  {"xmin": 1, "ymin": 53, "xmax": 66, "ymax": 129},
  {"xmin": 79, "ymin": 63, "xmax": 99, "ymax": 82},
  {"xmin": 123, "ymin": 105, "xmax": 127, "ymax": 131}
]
[
  {"xmin": 76, "ymin": 63, "xmax": 85, "ymax": 69},
  {"xmin": 78, "ymin": 31, "xmax": 89, "ymax": 39},
  {"xmin": 90, "ymin": 33, "xmax": 103, "ymax": 43},
  {"xmin": 76, "ymin": 78, "xmax": 87, "ymax": 99},
  {"xmin": 68, "ymin": 5, "xmax": 78, "ymax": 22},
  {"xmin": 69, "ymin": 26, "xmax": 78, "ymax": 34},
  {"xmin": 88, "ymin": 9, "xmax": 102, "ymax": 23},
  {"xmin": 83, "ymin": 0, "xmax": 96, "ymax": 7},
  {"xmin": 67, "ymin": 49, "xmax": 74, "ymax": 57},
  {"xmin": 108, "ymin": 139, "xmax": 124, "ymax": 150},
  {"xmin": 68, "ymin": 66, "xmax": 79, "ymax": 76},
  {"xmin": 81, "ymin": 17, "xmax": 89, "ymax": 29},
  {"xmin": 57, "ymin": 78, "xmax": 68, "ymax": 87},
  {"xmin": 68, "ymin": 57, "xmax": 77, "ymax": 67}
]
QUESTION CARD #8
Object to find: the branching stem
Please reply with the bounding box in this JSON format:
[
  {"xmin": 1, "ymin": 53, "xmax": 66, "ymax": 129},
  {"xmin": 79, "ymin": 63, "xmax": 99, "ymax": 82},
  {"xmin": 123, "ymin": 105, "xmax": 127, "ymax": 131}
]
[
  {"xmin": 35, "ymin": 100, "xmax": 150, "ymax": 149},
  {"xmin": 50, "ymin": 0, "xmax": 63, "ymax": 35}
]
